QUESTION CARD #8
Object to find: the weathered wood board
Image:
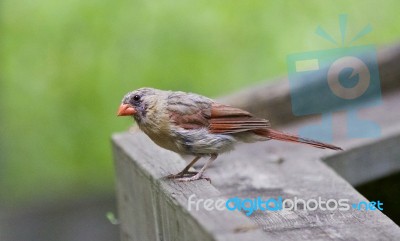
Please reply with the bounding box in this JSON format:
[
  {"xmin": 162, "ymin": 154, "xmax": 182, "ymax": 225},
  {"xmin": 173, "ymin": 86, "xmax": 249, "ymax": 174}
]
[{"xmin": 112, "ymin": 125, "xmax": 400, "ymax": 240}]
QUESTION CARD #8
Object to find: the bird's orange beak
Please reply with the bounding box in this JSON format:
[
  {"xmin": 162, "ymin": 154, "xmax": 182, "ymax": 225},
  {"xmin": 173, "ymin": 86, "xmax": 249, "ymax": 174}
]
[{"xmin": 117, "ymin": 104, "xmax": 137, "ymax": 116}]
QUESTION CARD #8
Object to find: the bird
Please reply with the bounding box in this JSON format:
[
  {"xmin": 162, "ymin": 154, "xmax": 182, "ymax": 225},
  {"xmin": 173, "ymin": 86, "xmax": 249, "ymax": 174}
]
[{"xmin": 117, "ymin": 87, "xmax": 342, "ymax": 182}]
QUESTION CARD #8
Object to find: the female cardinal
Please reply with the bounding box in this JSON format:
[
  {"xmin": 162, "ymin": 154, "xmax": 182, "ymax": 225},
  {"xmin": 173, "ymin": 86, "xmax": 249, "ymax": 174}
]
[{"xmin": 117, "ymin": 87, "xmax": 341, "ymax": 182}]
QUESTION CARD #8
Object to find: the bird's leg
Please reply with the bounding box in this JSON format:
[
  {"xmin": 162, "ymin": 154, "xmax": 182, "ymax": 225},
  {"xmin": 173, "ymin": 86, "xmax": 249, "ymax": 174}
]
[
  {"xmin": 175, "ymin": 154, "xmax": 218, "ymax": 182},
  {"xmin": 167, "ymin": 156, "xmax": 201, "ymax": 179}
]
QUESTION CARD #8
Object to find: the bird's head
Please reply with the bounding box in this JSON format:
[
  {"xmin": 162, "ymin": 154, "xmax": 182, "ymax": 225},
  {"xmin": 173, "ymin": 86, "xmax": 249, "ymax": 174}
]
[{"xmin": 117, "ymin": 88, "xmax": 157, "ymax": 122}]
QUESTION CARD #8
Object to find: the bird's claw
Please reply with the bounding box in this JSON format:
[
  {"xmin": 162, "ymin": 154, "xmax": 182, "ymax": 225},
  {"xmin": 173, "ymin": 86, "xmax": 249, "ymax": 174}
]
[
  {"xmin": 174, "ymin": 173, "xmax": 211, "ymax": 183},
  {"xmin": 166, "ymin": 171, "xmax": 198, "ymax": 179},
  {"xmin": 165, "ymin": 171, "xmax": 211, "ymax": 183}
]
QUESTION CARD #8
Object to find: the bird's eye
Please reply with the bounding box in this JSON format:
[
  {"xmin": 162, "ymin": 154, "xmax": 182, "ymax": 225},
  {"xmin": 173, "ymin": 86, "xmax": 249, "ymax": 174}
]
[{"xmin": 133, "ymin": 95, "xmax": 141, "ymax": 101}]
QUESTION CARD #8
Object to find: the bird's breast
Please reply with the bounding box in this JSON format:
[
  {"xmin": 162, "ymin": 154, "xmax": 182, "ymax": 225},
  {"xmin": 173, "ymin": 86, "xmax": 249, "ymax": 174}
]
[{"xmin": 138, "ymin": 120, "xmax": 182, "ymax": 153}]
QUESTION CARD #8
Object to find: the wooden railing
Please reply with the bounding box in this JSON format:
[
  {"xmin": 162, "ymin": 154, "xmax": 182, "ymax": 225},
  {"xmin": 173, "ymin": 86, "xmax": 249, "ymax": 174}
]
[{"xmin": 112, "ymin": 44, "xmax": 400, "ymax": 241}]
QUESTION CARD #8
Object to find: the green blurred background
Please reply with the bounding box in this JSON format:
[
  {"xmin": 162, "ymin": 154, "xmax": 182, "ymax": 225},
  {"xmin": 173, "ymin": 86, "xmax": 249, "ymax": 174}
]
[{"xmin": 1, "ymin": 0, "xmax": 399, "ymax": 208}]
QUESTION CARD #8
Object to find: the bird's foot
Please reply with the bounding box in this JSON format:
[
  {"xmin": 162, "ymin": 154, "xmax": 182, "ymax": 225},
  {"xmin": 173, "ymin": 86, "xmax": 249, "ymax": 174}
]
[
  {"xmin": 174, "ymin": 172, "xmax": 211, "ymax": 183},
  {"xmin": 165, "ymin": 171, "xmax": 198, "ymax": 179}
]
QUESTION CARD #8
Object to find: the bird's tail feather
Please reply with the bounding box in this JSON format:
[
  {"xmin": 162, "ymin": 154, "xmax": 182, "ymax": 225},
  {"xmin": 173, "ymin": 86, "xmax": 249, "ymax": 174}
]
[{"xmin": 254, "ymin": 129, "xmax": 342, "ymax": 151}]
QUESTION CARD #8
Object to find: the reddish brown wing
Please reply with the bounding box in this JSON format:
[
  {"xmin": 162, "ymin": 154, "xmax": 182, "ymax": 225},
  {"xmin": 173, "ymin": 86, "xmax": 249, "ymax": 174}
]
[
  {"xmin": 167, "ymin": 91, "xmax": 269, "ymax": 134},
  {"xmin": 208, "ymin": 103, "xmax": 270, "ymax": 134},
  {"xmin": 168, "ymin": 92, "xmax": 212, "ymax": 129}
]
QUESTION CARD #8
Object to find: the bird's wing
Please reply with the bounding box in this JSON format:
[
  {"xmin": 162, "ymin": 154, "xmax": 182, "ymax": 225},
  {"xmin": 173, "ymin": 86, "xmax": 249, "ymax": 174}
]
[
  {"xmin": 167, "ymin": 92, "xmax": 212, "ymax": 130},
  {"xmin": 207, "ymin": 103, "xmax": 270, "ymax": 134},
  {"xmin": 168, "ymin": 92, "xmax": 270, "ymax": 134}
]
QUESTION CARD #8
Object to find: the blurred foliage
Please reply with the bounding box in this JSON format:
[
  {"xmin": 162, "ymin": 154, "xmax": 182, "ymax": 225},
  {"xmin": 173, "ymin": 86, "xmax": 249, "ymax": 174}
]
[{"xmin": 0, "ymin": 0, "xmax": 399, "ymax": 204}]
